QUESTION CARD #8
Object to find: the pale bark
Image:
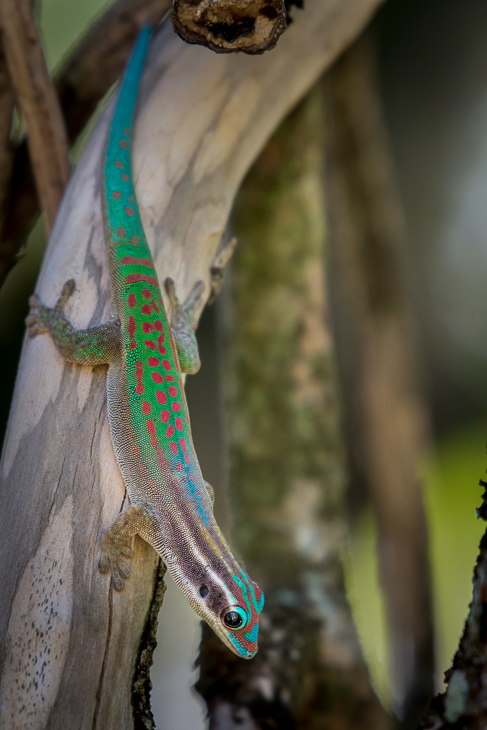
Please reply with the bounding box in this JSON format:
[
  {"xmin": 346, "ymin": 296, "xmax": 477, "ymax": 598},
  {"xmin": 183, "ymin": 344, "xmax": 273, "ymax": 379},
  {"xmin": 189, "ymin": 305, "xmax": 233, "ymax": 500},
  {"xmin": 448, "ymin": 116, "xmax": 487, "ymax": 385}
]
[{"xmin": 0, "ymin": 2, "xmax": 384, "ymax": 728}]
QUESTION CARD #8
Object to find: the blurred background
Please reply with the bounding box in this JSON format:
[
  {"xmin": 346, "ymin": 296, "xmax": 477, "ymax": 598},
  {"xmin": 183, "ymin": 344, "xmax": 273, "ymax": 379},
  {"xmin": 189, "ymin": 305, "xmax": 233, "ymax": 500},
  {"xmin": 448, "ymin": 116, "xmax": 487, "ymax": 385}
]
[{"xmin": 1, "ymin": 0, "xmax": 487, "ymax": 726}]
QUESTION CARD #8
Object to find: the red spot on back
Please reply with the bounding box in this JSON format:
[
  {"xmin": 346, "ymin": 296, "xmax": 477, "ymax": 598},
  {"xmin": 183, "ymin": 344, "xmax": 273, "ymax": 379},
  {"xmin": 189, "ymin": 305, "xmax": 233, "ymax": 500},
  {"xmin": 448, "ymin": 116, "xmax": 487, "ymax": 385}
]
[
  {"xmin": 172, "ymin": 402, "xmax": 181, "ymax": 412},
  {"xmin": 142, "ymin": 401, "xmax": 151, "ymax": 414},
  {"xmin": 123, "ymin": 128, "xmax": 130, "ymax": 136},
  {"xmin": 112, "ymin": 191, "xmax": 121, "ymax": 200},
  {"xmin": 130, "ymin": 236, "xmax": 138, "ymax": 246},
  {"xmin": 141, "ymin": 304, "xmax": 152, "ymax": 315},
  {"xmin": 157, "ymin": 336, "xmax": 166, "ymax": 355},
  {"xmin": 125, "ymin": 274, "xmax": 159, "ymax": 287},
  {"xmin": 166, "ymin": 425, "xmax": 175, "ymax": 438},
  {"xmin": 143, "ymin": 322, "xmax": 153, "ymax": 333},
  {"xmin": 115, "ymin": 160, "xmax": 123, "ymax": 169},
  {"xmin": 177, "ymin": 463, "xmax": 183, "ymax": 472},
  {"xmin": 145, "ymin": 340, "xmax": 156, "ymax": 350},
  {"xmin": 175, "ymin": 417, "xmax": 183, "ymax": 431},
  {"xmin": 180, "ymin": 437, "xmax": 189, "ymax": 463},
  {"xmin": 146, "ymin": 419, "xmax": 158, "ymax": 448},
  {"xmin": 152, "ymin": 372, "xmax": 163, "ymax": 384},
  {"xmin": 151, "ymin": 300, "xmax": 160, "ymax": 314},
  {"xmin": 128, "ymin": 294, "xmax": 136, "ymax": 308},
  {"xmin": 170, "ymin": 442, "xmax": 178, "ymax": 455},
  {"xmin": 162, "ymin": 360, "xmax": 171, "ymax": 371},
  {"xmin": 120, "ymin": 139, "xmax": 128, "ymax": 149},
  {"xmin": 117, "ymin": 226, "xmax": 126, "ymax": 238},
  {"xmin": 122, "ymin": 173, "xmax": 129, "ymax": 182},
  {"xmin": 168, "ymin": 386, "xmax": 177, "ymax": 397},
  {"xmin": 148, "ymin": 357, "xmax": 159, "ymax": 367},
  {"xmin": 125, "ymin": 206, "xmax": 135, "ymax": 217},
  {"xmin": 128, "ymin": 316, "xmax": 136, "ymax": 347},
  {"xmin": 161, "ymin": 410, "xmax": 170, "ymax": 422},
  {"xmin": 135, "ymin": 361, "xmax": 144, "ymax": 394},
  {"xmin": 154, "ymin": 321, "xmax": 163, "ymax": 332},
  {"xmin": 129, "ymin": 196, "xmax": 135, "ymax": 204},
  {"xmin": 165, "ymin": 375, "xmax": 175, "ymax": 382},
  {"xmin": 121, "ymin": 256, "xmax": 154, "ymax": 269},
  {"xmin": 155, "ymin": 391, "xmax": 167, "ymax": 404},
  {"xmin": 142, "ymin": 289, "xmax": 152, "ymax": 299}
]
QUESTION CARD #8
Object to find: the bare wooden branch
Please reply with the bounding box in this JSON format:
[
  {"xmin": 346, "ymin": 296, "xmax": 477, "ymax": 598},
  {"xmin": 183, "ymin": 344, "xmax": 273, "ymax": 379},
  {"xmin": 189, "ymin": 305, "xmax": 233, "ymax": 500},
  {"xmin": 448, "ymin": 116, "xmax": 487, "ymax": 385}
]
[
  {"xmin": 326, "ymin": 35, "xmax": 434, "ymax": 726},
  {"xmin": 172, "ymin": 0, "xmax": 287, "ymax": 54},
  {"xmin": 0, "ymin": 2, "xmax": 384, "ymax": 727},
  {"xmin": 0, "ymin": 0, "xmax": 171, "ymax": 286},
  {"xmin": 0, "ymin": 0, "xmax": 70, "ymax": 234}
]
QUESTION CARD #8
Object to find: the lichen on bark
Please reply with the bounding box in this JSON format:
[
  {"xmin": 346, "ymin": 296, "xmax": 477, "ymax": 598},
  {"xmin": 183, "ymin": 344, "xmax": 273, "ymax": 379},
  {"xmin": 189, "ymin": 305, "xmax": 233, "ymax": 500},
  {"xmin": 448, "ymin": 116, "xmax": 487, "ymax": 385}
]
[{"xmin": 196, "ymin": 82, "xmax": 391, "ymax": 729}]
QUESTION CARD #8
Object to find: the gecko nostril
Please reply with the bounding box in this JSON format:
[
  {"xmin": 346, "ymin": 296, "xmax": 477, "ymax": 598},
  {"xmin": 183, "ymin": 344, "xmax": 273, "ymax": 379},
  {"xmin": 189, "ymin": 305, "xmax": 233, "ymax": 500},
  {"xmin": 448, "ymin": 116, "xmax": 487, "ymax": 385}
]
[{"xmin": 199, "ymin": 584, "xmax": 209, "ymax": 598}]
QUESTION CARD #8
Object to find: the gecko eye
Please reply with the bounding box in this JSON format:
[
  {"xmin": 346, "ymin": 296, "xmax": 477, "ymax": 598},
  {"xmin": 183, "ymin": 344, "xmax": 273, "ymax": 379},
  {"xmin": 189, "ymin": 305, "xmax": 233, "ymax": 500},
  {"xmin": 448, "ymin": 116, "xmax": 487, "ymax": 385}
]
[
  {"xmin": 199, "ymin": 584, "xmax": 209, "ymax": 598},
  {"xmin": 222, "ymin": 605, "xmax": 249, "ymax": 630}
]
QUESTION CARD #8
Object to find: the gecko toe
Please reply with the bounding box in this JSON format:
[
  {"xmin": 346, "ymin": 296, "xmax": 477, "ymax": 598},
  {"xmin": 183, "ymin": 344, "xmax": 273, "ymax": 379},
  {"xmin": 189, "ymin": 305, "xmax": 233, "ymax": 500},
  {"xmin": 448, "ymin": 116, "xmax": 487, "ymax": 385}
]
[
  {"xmin": 118, "ymin": 561, "xmax": 131, "ymax": 580},
  {"xmin": 112, "ymin": 574, "xmax": 125, "ymax": 591}
]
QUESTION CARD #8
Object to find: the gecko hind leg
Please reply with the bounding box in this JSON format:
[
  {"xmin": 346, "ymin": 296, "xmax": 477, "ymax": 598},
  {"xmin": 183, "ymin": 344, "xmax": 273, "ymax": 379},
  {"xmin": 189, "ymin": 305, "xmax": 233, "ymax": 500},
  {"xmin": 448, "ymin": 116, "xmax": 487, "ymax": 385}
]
[
  {"xmin": 26, "ymin": 279, "xmax": 121, "ymax": 365},
  {"xmin": 99, "ymin": 504, "xmax": 159, "ymax": 591},
  {"xmin": 164, "ymin": 277, "xmax": 205, "ymax": 374}
]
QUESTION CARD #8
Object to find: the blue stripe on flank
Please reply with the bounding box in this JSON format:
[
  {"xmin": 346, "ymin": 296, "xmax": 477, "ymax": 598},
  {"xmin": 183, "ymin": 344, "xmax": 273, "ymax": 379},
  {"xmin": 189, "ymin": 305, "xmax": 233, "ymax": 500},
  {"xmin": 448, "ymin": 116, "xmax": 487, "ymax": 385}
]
[{"xmin": 244, "ymin": 624, "xmax": 259, "ymax": 643}]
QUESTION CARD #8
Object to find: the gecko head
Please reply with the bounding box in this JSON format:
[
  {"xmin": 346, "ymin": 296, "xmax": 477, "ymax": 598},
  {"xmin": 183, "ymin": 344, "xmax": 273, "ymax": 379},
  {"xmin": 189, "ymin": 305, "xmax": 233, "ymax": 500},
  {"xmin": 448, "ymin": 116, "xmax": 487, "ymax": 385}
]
[
  {"xmin": 175, "ymin": 561, "xmax": 264, "ymax": 659},
  {"xmin": 201, "ymin": 567, "xmax": 265, "ymax": 659}
]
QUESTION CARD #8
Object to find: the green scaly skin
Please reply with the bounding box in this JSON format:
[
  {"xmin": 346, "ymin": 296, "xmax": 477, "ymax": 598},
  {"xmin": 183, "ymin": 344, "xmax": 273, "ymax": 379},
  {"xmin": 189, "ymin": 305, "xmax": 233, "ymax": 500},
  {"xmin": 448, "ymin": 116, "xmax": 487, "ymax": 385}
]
[{"xmin": 26, "ymin": 27, "xmax": 263, "ymax": 659}]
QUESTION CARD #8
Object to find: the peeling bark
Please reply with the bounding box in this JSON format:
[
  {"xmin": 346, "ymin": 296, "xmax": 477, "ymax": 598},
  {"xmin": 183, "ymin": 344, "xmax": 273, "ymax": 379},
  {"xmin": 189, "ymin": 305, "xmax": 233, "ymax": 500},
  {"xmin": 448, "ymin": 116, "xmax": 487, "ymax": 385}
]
[{"xmin": 172, "ymin": 0, "xmax": 287, "ymax": 55}]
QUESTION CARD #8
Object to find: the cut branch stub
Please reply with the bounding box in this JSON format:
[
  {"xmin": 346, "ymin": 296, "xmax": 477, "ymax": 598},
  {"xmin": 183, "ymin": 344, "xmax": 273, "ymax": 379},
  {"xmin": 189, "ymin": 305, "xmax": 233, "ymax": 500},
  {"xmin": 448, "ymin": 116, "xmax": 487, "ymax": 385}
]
[{"xmin": 171, "ymin": 0, "xmax": 287, "ymax": 54}]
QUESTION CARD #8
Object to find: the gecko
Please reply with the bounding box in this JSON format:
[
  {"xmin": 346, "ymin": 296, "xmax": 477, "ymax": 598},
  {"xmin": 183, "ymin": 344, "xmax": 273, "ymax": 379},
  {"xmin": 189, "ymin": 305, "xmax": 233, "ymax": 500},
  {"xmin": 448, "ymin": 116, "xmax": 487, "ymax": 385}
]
[{"xmin": 26, "ymin": 26, "xmax": 263, "ymax": 660}]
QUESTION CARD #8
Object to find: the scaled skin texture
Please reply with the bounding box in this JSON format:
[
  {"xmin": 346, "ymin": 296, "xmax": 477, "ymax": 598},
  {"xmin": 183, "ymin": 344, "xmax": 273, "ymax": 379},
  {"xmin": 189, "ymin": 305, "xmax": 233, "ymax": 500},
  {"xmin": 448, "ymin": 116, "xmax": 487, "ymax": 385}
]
[{"xmin": 26, "ymin": 27, "xmax": 263, "ymax": 659}]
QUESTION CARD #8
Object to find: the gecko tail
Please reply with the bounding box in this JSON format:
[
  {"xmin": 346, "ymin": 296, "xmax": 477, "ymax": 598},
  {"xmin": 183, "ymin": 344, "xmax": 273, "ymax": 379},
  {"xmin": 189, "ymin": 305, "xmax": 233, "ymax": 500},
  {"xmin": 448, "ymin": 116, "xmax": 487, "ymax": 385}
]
[{"xmin": 110, "ymin": 25, "xmax": 152, "ymax": 148}]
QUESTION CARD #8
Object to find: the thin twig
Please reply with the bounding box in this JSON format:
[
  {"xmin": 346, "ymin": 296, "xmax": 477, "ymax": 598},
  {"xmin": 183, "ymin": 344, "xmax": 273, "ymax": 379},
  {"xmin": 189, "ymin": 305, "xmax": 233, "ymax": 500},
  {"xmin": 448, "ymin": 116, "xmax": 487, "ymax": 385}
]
[
  {"xmin": 0, "ymin": 41, "xmax": 14, "ymax": 236},
  {"xmin": 0, "ymin": 0, "xmax": 171, "ymax": 285},
  {"xmin": 0, "ymin": 0, "xmax": 70, "ymax": 234}
]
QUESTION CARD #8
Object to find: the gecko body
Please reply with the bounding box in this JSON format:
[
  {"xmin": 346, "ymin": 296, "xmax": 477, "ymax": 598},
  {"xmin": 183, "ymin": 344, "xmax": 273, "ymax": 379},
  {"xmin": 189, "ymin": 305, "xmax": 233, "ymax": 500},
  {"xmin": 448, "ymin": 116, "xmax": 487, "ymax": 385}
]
[{"xmin": 27, "ymin": 27, "xmax": 263, "ymax": 659}]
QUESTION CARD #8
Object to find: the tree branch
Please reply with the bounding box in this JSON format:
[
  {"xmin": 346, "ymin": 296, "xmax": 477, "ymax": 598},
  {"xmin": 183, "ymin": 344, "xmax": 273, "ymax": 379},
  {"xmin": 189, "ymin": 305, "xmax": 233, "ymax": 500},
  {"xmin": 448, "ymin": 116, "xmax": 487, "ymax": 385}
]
[
  {"xmin": 0, "ymin": 2, "xmax": 385, "ymax": 726},
  {"xmin": 326, "ymin": 34, "xmax": 435, "ymax": 727},
  {"xmin": 0, "ymin": 0, "xmax": 70, "ymax": 234}
]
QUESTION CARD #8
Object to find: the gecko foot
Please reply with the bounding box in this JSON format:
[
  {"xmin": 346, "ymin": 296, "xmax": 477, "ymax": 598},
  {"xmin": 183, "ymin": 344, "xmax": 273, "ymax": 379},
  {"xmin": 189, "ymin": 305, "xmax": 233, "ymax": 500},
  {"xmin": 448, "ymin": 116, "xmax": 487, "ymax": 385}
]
[
  {"xmin": 99, "ymin": 537, "xmax": 133, "ymax": 591},
  {"xmin": 26, "ymin": 279, "xmax": 76, "ymax": 338}
]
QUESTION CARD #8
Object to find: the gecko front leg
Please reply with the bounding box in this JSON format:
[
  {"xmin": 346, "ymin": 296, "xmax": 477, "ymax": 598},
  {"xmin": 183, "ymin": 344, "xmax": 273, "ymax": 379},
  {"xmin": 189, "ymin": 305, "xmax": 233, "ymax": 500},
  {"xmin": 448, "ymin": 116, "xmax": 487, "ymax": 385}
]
[
  {"xmin": 99, "ymin": 504, "xmax": 159, "ymax": 590},
  {"xmin": 26, "ymin": 279, "xmax": 121, "ymax": 365},
  {"xmin": 164, "ymin": 277, "xmax": 205, "ymax": 374}
]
